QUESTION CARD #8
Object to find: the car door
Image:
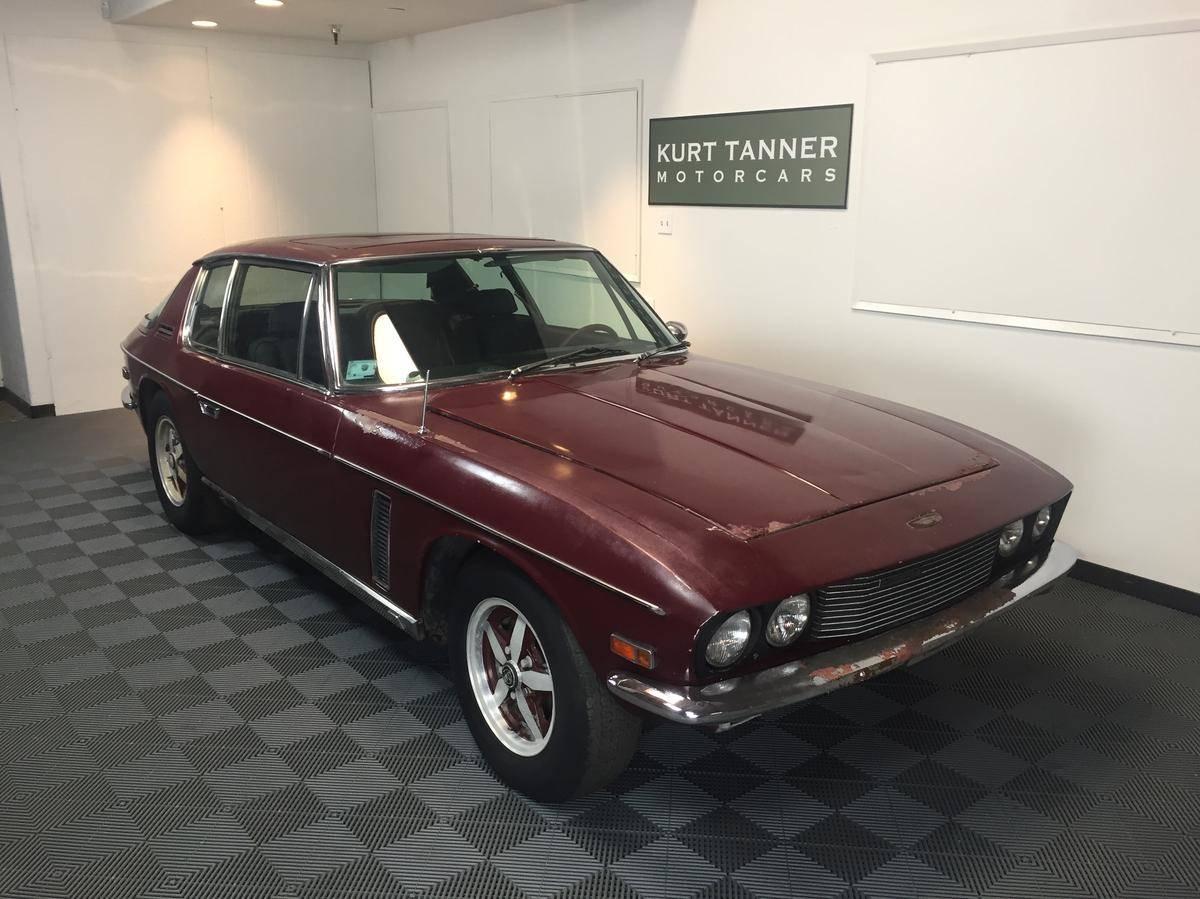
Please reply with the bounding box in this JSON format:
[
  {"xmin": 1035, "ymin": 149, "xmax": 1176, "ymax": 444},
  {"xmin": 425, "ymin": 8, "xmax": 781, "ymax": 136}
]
[{"xmin": 183, "ymin": 259, "xmax": 341, "ymax": 547}]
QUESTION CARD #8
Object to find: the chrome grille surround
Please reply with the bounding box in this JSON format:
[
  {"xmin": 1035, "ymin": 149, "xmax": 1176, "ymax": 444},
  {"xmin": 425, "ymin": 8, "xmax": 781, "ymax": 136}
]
[{"xmin": 812, "ymin": 530, "xmax": 999, "ymax": 639}]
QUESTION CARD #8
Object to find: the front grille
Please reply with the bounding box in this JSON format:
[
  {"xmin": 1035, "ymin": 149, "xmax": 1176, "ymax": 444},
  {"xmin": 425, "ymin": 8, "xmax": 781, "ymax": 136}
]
[{"xmin": 812, "ymin": 530, "xmax": 998, "ymax": 639}]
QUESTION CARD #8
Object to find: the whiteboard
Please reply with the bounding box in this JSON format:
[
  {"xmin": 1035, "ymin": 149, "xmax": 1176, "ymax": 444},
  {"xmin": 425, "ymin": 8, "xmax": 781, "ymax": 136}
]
[
  {"xmin": 489, "ymin": 87, "xmax": 641, "ymax": 279},
  {"xmin": 854, "ymin": 27, "xmax": 1200, "ymax": 342},
  {"xmin": 375, "ymin": 105, "xmax": 452, "ymax": 232}
]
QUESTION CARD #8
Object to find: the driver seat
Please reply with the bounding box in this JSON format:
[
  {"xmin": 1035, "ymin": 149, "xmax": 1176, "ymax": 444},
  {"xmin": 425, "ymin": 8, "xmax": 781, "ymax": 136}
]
[{"xmin": 458, "ymin": 288, "xmax": 542, "ymax": 361}]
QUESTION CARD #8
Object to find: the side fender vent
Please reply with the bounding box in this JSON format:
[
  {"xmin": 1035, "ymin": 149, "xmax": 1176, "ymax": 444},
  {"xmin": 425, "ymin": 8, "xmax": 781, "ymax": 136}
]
[{"xmin": 370, "ymin": 490, "xmax": 392, "ymax": 590}]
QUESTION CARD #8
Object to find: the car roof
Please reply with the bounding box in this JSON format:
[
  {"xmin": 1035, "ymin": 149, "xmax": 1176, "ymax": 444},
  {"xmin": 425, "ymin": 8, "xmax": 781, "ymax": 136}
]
[{"xmin": 199, "ymin": 233, "xmax": 591, "ymax": 266}]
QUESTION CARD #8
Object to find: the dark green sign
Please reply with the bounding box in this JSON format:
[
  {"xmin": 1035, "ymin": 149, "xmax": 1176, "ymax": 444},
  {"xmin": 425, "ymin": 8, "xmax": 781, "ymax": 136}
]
[{"xmin": 649, "ymin": 104, "xmax": 853, "ymax": 208}]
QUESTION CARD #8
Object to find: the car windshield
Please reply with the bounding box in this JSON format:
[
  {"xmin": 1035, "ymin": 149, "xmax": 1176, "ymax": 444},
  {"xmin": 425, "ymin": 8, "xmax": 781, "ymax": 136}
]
[{"xmin": 332, "ymin": 251, "xmax": 673, "ymax": 387}]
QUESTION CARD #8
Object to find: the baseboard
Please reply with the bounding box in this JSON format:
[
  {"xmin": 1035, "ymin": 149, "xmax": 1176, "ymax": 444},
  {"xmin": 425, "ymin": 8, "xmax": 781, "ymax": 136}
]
[
  {"xmin": 1072, "ymin": 560, "xmax": 1198, "ymax": 615},
  {"xmin": 0, "ymin": 386, "xmax": 55, "ymax": 419}
]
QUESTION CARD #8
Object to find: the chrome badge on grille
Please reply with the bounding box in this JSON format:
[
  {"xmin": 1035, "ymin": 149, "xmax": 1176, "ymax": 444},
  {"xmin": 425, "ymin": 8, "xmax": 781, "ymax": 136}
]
[{"xmin": 907, "ymin": 510, "xmax": 943, "ymax": 529}]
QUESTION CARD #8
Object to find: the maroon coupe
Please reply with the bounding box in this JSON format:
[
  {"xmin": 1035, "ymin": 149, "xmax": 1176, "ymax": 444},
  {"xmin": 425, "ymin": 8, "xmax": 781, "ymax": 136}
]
[{"xmin": 121, "ymin": 234, "xmax": 1076, "ymax": 799}]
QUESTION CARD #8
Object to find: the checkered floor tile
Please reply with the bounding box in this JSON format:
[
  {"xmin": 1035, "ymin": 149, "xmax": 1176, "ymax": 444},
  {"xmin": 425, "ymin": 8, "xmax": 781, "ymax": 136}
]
[{"xmin": 2, "ymin": 410, "xmax": 1198, "ymax": 898}]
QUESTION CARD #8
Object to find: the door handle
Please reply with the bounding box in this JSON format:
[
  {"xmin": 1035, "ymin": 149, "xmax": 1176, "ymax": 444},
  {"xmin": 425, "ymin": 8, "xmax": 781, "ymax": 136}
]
[{"xmin": 198, "ymin": 398, "xmax": 221, "ymax": 419}]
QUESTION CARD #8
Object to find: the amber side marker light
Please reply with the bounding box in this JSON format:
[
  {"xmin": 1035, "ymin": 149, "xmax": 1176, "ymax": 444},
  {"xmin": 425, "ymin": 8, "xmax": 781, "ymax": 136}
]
[{"xmin": 610, "ymin": 634, "xmax": 656, "ymax": 669}]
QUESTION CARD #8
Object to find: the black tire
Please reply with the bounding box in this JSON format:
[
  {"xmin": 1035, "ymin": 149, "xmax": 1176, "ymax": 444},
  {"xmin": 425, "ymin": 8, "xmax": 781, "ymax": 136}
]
[
  {"xmin": 450, "ymin": 557, "xmax": 642, "ymax": 801},
  {"xmin": 145, "ymin": 392, "xmax": 219, "ymax": 535}
]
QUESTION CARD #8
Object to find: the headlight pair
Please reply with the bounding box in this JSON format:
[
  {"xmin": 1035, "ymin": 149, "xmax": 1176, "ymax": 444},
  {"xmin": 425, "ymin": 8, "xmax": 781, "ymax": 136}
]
[
  {"xmin": 704, "ymin": 595, "xmax": 810, "ymax": 668},
  {"xmin": 998, "ymin": 505, "xmax": 1053, "ymax": 557}
]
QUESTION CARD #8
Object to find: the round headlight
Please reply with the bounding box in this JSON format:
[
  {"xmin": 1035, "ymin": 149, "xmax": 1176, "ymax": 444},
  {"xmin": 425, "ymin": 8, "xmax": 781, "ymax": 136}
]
[
  {"xmin": 765, "ymin": 595, "xmax": 810, "ymax": 647},
  {"xmin": 704, "ymin": 611, "xmax": 752, "ymax": 668},
  {"xmin": 1032, "ymin": 506, "xmax": 1052, "ymax": 540},
  {"xmin": 998, "ymin": 519, "xmax": 1024, "ymax": 557}
]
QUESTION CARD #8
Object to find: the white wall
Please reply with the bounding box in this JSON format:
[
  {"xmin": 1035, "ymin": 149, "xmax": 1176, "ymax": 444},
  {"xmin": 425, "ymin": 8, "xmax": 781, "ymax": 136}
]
[
  {"xmin": 369, "ymin": 0, "xmax": 1200, "ymax": 593},
  {"xmin": 0, "ymin": 0, "xmax": 377, "ymax": 414}
]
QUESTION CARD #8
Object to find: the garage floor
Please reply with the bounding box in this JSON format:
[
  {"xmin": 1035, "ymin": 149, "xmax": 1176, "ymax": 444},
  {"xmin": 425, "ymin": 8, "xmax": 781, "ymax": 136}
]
[{"xmin": 2, "ymin": 410, "xmax": 1198, "ymax": 899}]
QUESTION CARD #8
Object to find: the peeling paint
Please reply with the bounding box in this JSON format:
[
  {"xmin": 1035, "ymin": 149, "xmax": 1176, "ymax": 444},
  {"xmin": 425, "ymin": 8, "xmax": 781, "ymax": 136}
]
[{"xmin": 723, "ymin": 519, "xmax": 792, "ymax": 540}]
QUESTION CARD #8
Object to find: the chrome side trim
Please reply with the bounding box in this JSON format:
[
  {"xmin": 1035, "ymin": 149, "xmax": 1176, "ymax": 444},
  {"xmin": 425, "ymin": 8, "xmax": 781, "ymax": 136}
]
[
  {"xmin": 332, "ymin": 453, "xmax": 668, "ymax": 617},
  {"xmin": 124, "ymin": 358, "xmax": 668, "ymax": 617},
  {"xmin": 203, "ymin": 477, "xmax": 423, "ymax": 639},
  {"xmin": 195, "ymin": 393, "xmax": 332, "ymax": 459},
  {"xmin": 124, "ymin": 351, "xmax": 194, "ymax": 394},
  {"xmin": 125, "ymin": 351, "xmax": 331, "ymax": 458},
  {"xmin": 608, "ymin": 542, "xmax": 1078, "ymax": 725}
]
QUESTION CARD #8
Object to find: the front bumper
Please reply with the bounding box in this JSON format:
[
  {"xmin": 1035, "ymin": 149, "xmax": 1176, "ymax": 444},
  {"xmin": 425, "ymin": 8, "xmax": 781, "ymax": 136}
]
[
  {"xmin": 607, "ymin": 541, "xmax": 1078, "ymax": 726},
  {"xmin": 121, "ymin": 384, "xmax": 137, "ymax": 412}
]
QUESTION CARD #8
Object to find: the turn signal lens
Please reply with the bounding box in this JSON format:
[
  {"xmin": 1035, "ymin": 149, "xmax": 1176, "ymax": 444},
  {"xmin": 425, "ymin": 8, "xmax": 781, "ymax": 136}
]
[
  {"xmin": 1032, "ymin": 506, "xmax": 1052, "ymax": 540},
  {"xmin": 765, "ymin": 595, "xmax": 810, "ymax": 647},
  {"xmin": 610, "ymin": 634, "xmax": 655, "ymax": 669},
  {"xmin": 998, "ymin": 519, "xmax": 1024, "ymax": 557},
  {"xmin": 705, "ymin": 611, "xmax": 752, "ymax": 668}
]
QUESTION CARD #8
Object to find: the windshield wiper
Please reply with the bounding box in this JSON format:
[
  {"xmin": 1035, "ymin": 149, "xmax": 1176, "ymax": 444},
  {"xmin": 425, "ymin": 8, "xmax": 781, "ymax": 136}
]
[
  {"xmin": 636, "ymin": 340, "xmax": 690, "ymax": 365},
  {"xmin": 508, "ymin": 345, "xmax": 626, "ymax": 380}
]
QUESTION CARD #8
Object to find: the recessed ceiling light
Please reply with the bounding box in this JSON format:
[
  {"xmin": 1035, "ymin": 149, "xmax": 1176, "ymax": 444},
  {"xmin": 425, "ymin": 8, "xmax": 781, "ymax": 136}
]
[
  {"xmin": 192, "ymin": 20, "xmax": 219, "ymax": 28},
  {"xmin": 255, "ymin": 0, "xmax": 285, "ymax": 7}
]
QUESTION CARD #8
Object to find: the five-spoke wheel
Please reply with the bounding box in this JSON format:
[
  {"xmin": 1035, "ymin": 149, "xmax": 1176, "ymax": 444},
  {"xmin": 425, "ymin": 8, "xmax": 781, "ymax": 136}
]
[
  {"xmin": 451, "ymin": 558, "xmax": 643, "ymax": 801},
  {"xmin": 467, "ymin": 598, "xmax": 555, "ymax": 756},
  {"xmin": 145, "ymin": 392, "xmax": 218, "ymax": 535},
  {"xmin": 154, "ymin": 416, "xmax": 188, "ymax": 507}
]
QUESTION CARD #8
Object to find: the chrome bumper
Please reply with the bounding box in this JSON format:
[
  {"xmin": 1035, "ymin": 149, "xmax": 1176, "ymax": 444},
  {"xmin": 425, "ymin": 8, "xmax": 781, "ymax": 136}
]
[
  {"xmin": 607, "ymin": 541, "xmax": 1078, "ymax": 726},
  {"xmin": 121, "ymin": 385, "xmax": 136, "ymax": 411}
]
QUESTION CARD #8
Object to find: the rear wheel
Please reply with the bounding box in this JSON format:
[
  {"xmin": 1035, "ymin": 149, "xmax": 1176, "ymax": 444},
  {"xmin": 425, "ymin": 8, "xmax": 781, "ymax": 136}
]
[
  {"xmin": 450, "ymin": 558, "xmax": 642, "ymax": 800},
  {"xmin": 146, "ymin": 392, "xmax": 218, "ymax": 534}
]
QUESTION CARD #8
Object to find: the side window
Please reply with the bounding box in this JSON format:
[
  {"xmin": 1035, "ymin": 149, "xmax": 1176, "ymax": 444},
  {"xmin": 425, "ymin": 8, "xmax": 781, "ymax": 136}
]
[
  {"xmin": 189, "ymin": 264, "xmax": 232, "ymax": 352},
  {"xmin": 225, "ymin": 264, "xmax": 315, "ymax": 378}
]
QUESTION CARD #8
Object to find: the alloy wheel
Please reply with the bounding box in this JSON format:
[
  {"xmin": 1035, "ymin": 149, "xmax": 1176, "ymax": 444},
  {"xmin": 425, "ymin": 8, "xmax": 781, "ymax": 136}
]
[
  {"xmin": 466, "ymin": 598, "xmax": 555, "ymax": 756},
  {"xmin": 154, "ymin": 417, "xmax": 188, "ymax": 507}
]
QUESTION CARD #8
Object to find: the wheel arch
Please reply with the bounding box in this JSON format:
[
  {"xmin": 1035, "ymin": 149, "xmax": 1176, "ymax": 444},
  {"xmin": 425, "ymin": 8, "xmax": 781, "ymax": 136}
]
[
  {"xmin": 135, "ymin": 376, "xmax": 166, "ymax": 433},
  {"xmin": 418, "ymin": 530, "xmax": 568, "ymax": 645}
]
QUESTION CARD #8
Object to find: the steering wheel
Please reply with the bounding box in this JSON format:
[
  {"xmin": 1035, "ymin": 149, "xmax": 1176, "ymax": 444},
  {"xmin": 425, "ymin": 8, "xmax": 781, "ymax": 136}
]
[{"xmin": 561, "ymin": 323, "xmax": 621, "ymax": 346}]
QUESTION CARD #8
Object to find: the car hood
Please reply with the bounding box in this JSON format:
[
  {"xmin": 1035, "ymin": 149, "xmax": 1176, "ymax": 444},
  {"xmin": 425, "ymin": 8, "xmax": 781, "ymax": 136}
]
[{"xmin": 431, "ymin": 355, "xmax": 996, "ymax": 540}]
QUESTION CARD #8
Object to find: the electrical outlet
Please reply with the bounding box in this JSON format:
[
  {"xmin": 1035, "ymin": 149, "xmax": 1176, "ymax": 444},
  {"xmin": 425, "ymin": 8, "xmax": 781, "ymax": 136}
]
[{"xmin": 656, "ymin": 216, "xmax": 673, "ymax": 236}]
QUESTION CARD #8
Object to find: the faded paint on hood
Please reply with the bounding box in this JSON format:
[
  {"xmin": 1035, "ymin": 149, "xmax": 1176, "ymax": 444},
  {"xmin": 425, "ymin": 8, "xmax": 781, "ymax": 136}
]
[{"xmin": 430, "ymin": 356, "xmax": 995, "ymax": 539}]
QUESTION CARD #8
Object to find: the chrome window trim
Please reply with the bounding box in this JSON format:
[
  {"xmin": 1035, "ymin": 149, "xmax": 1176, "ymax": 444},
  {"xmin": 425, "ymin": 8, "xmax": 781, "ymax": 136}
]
[
  {"xmin": 332, "ymin": 453, "xmax": 667, "ymax": 617},
  {"xmin": 182, "ymin": 257, "xmax": 333, "ymax": 397},
  {"xmin": 181, "ymin": 261, "xmax": 234, "ymax": 354}
]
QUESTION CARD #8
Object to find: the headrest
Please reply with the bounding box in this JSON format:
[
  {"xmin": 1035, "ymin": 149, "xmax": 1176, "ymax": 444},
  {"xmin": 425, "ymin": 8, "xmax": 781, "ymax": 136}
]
[
  {"xmin": 268, "ymin": 303, "xmax": 304, "ymax": 334},
  {"xmin": 426, "ymin": 263, "xmax": 475, "ymax": 302},
  {"xmin": 459, "ymin": 287, "xmax": 517, "ymax": 317}
]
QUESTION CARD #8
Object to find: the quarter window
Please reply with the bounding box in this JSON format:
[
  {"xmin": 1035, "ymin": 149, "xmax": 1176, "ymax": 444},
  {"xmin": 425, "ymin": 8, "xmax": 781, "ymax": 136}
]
[
  {"xmin": 190, "ymin": 264, "xmax": 232, "ymax": 352},
  {"xmin": 225, "ymin": 264, "xmax": 316, "ymax": 379}
]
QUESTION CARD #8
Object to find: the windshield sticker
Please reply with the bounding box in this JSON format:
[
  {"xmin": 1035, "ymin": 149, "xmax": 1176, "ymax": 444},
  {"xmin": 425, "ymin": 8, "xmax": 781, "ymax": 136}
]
[{"xmin": 345, "ymin": 360, "xmax": 378, "ymax": 381}]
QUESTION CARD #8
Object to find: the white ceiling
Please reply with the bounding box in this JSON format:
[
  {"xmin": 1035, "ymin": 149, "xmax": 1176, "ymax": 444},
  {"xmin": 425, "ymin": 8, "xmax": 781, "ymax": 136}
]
[{"xmin": 108, "ymin": 0, "xmax": 575, "ymax": 44}]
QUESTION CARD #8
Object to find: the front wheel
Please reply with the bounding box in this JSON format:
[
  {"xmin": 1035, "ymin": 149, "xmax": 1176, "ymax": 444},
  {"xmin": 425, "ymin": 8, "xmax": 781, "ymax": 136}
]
[
  {"xmin": 450, "ymin": 558, "xmax": 642, "ymax": 801},
  {"xmin": 146, "ymin": 392, "xmax": 218, "ymax": 535}
]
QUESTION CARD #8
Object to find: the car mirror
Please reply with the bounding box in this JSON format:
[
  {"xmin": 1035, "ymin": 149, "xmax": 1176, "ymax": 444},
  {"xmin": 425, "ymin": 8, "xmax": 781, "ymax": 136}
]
[{"xmin": 666, "ymin": 321, "xmax": 688, "ymax": 342}]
